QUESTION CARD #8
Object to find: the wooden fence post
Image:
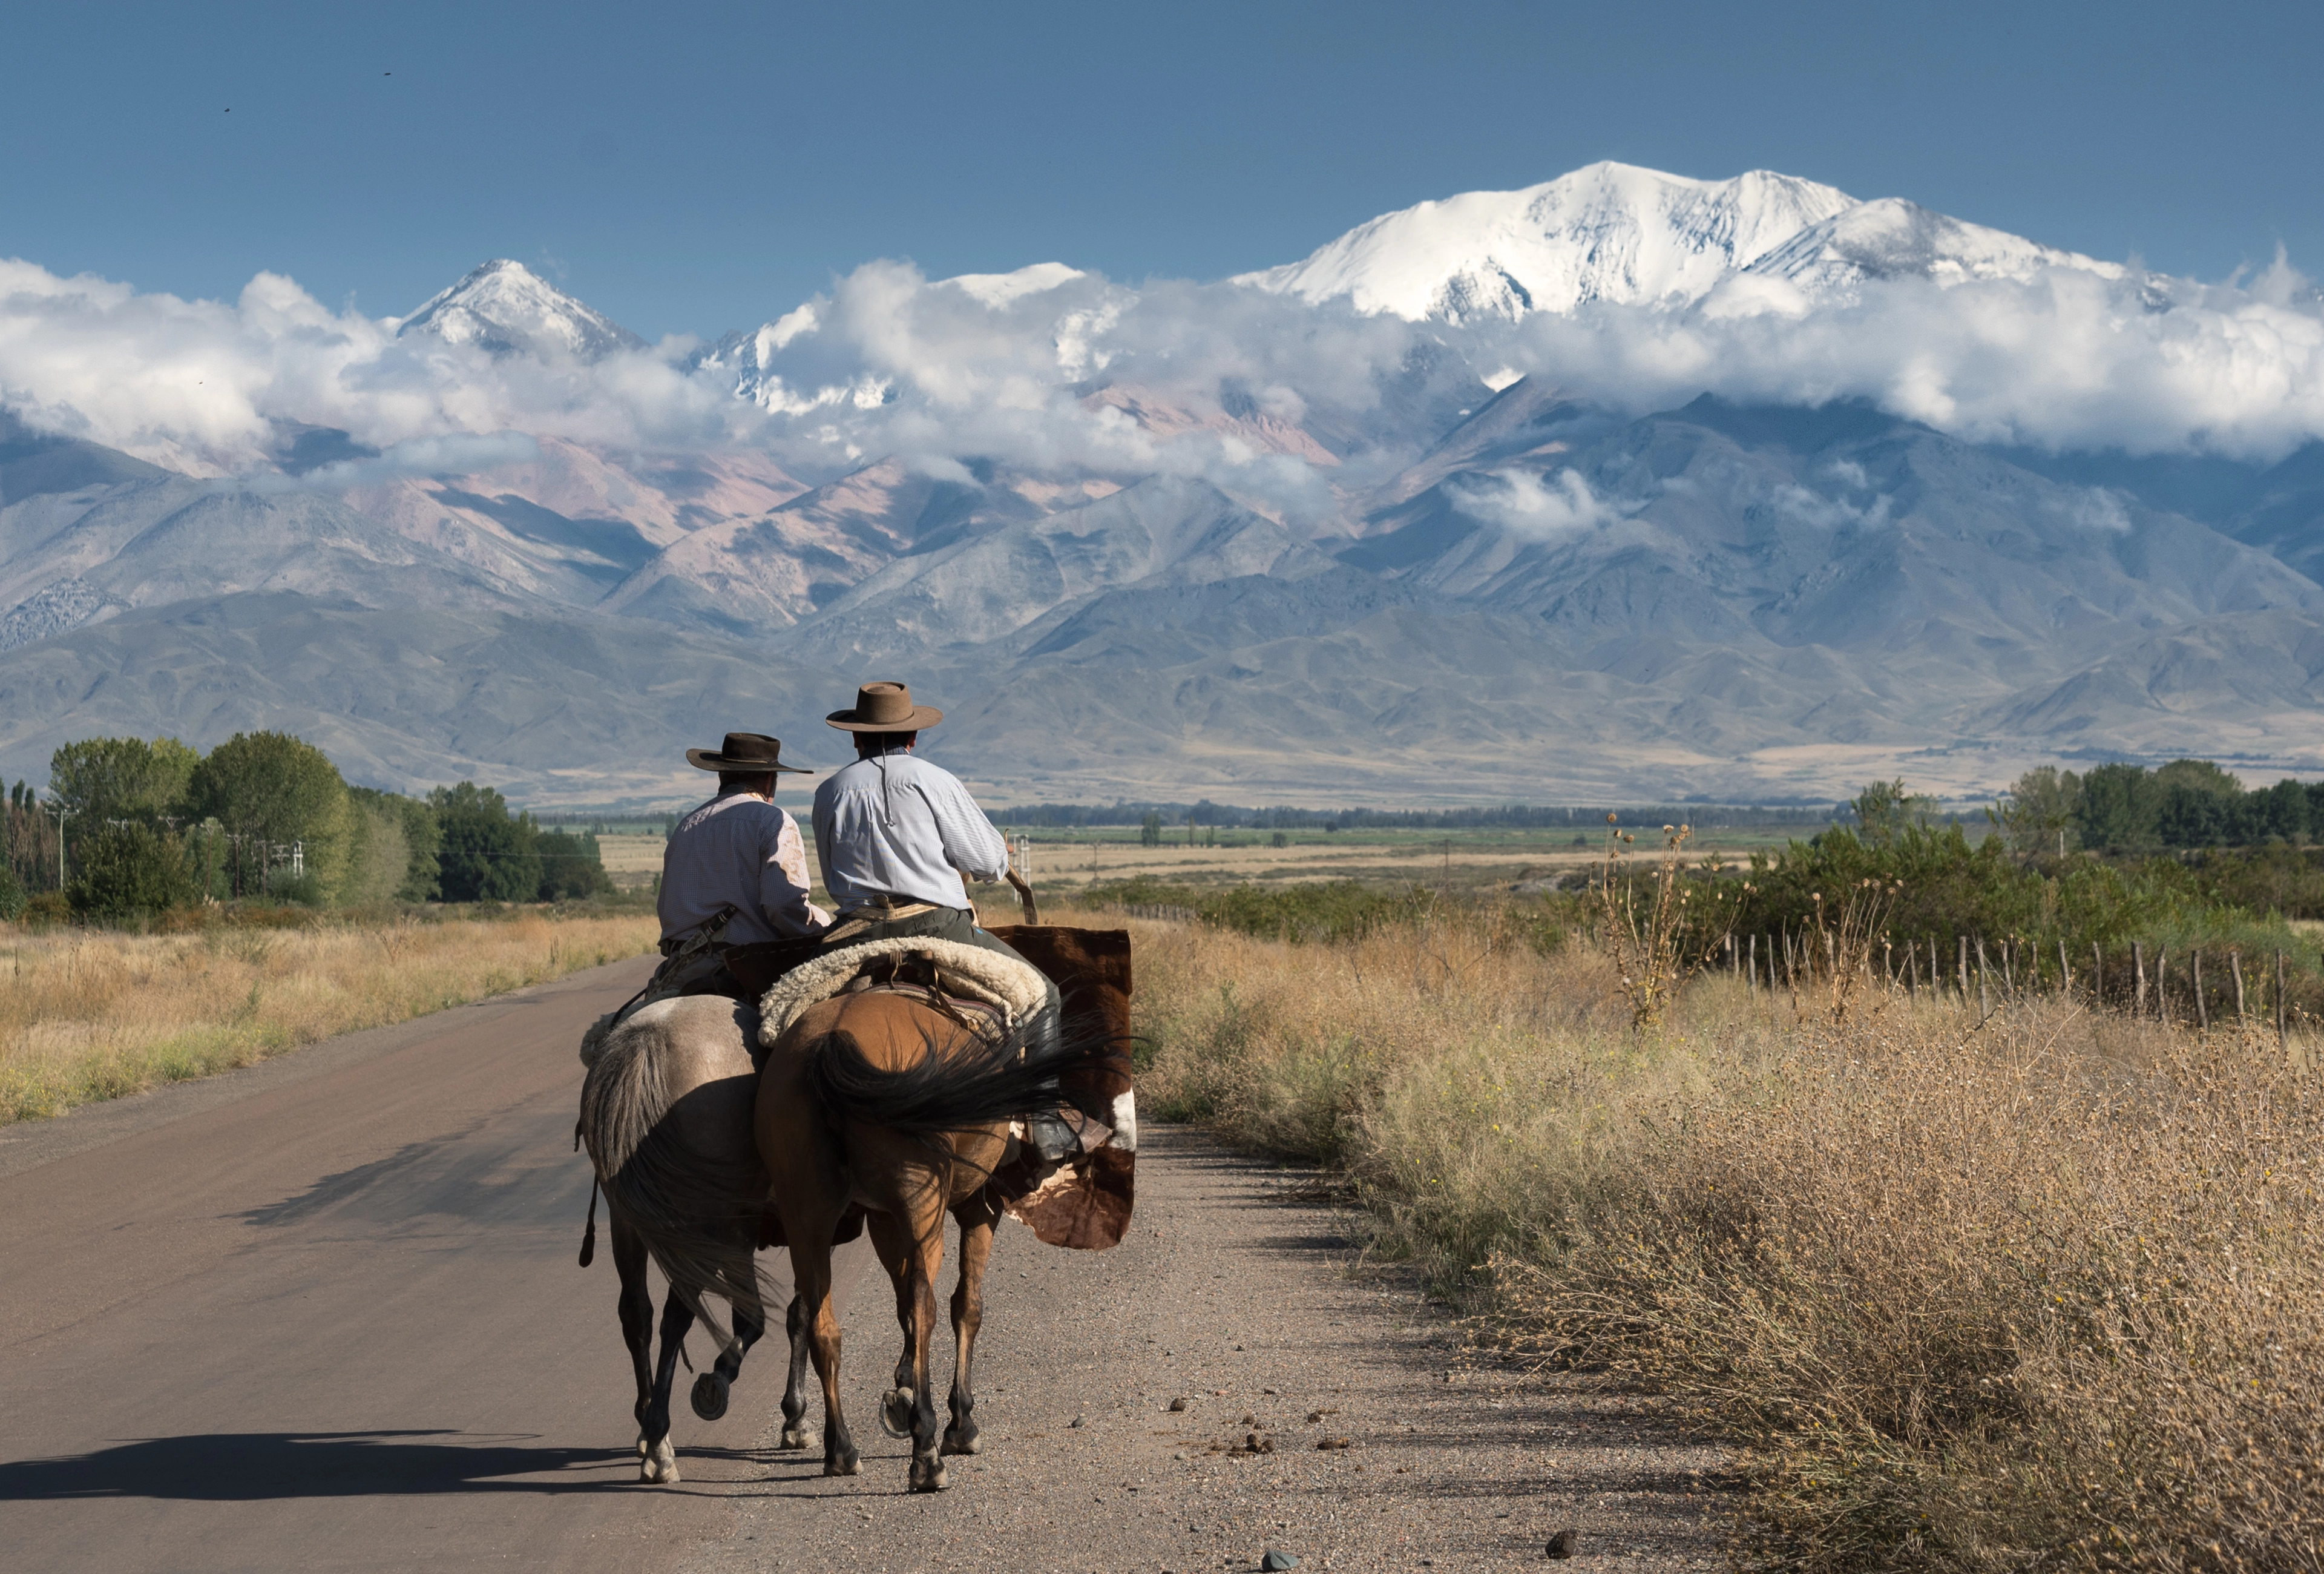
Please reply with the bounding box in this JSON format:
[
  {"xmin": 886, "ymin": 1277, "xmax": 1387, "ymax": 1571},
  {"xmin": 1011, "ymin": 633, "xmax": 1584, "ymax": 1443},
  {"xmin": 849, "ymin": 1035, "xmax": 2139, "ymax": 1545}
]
[
  {"xmin": 1747, "ymin": 934, "xmax": 1757, "ymax": 995},
  {"xmin": 1977, "ymin": 938, "xmax": 1991, "ymax": 1017},
  {"xmin": 2134, "ymin": 941, "xmax": 2147, "ymax": 1016},
  {"xmin": 2093, "ymin": 942, "xmax": 2104, "ymax": 1007},
  {"xmin": 2276, "ymin": 949, "xmax": 2288, "ymax": 1050},
  {"xmin": 2231, "ymin": 949, "xmax": 2247, "ymax": 1026},
  {"xmin": 2059, "ymin": 938, "xmax": 2072, "ymax": 997},
  {"xmin": 1958, "ymin": 935, "xmax": 1969, "ymax": 998},
  {"xmin": 2194, "ymin": 950, "xmax": 2208, "ymax": 1032},
  {"xmin": 2158, "ymin": 949, "xmax": 2170, "ymax": 1026}
]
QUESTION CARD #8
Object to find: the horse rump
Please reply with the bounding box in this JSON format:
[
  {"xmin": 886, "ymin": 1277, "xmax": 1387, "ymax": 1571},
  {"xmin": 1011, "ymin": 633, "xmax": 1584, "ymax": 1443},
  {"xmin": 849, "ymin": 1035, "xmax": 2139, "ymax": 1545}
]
[
  {"xmin": 804, "ymin": 1006, "xmax": 1116, "ymax": 1153},
  {"xmin": 577, "ymin": 1003, "xmax": 771, "ymax": 1328}
]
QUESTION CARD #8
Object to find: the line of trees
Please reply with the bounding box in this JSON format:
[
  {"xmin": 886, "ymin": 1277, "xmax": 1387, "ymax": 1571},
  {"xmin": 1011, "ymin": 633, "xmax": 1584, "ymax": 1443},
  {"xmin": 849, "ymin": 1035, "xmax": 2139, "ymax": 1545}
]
[
  {"xmin": 1, "ymin": 732, "xmax": 611, "ymax": 921},
  {"xmin": 1993, "ymin": 760, "xmax": 2324, "ymax": 853}
]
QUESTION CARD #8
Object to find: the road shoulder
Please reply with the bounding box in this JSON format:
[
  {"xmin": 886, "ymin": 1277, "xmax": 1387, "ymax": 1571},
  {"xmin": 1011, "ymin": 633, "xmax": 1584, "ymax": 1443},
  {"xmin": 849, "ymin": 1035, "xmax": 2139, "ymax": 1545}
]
[
  {"xmin": 0, "ymin": 955, "xmax": 655, "ymax": 1182},
  {"xmin": 678, "ymin": 1125, "xmax": 1731, "ymax": 1572}
]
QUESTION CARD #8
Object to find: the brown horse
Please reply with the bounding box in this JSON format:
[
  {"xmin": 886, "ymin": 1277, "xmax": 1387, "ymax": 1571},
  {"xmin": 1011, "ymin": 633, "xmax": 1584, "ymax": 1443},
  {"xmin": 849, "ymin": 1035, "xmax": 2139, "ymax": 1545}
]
[{"xmin": 755, "ymin": 988, "xmax": 1115, "ymax": 1492}]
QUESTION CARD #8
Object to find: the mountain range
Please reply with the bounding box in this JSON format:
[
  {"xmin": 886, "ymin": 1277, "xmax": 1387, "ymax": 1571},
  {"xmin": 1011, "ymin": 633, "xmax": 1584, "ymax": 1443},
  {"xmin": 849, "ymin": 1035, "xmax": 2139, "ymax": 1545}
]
[{"xmin": 2, "ymin": 162, "xmax": 2319, "ymax": 808}]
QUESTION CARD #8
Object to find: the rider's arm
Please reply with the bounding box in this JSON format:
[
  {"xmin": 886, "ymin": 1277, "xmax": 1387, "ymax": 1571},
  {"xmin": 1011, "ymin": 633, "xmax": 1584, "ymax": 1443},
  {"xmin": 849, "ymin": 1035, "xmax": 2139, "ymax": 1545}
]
[
  {"xmin": 917, "ymin": 771, "xmax": 1009, "ymax": 883},
  {"xmin": 759, "ymin": 808, "xmax": 829, "ymax": 936}
]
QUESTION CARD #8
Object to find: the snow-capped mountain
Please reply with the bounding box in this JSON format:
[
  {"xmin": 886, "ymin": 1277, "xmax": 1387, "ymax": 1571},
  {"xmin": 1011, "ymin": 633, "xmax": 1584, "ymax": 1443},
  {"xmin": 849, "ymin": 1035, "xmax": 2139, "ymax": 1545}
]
[
  {"xmin": 1238, "ymin": 161, "xmax": 2124, "ymax": 323},
  {"xmin": 1745, "ymin": 197, "xmax": 2125, "ymax": 300},
  {"xmin": 1238, "ymin": 163, "xmax": 1858, "ymax": 323},
  {"xmin": 396, "ymin": 259, "xmax": 648, "ymax": 361}
]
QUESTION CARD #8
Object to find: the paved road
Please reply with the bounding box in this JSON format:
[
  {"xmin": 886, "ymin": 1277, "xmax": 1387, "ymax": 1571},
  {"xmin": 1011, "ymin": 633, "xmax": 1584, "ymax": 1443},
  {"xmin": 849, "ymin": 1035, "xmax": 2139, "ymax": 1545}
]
[{"xmin": 0, "ymin": 957, "xmax": 1725, "ymax": 1573}]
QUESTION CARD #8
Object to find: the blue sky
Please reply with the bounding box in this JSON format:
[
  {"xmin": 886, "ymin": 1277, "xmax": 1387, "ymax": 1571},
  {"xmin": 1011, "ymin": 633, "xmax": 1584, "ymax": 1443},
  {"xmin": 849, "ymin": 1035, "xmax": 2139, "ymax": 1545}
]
[{"xmin": 6, "ymin": 0, "xmax": 2319, "ymax": 339}]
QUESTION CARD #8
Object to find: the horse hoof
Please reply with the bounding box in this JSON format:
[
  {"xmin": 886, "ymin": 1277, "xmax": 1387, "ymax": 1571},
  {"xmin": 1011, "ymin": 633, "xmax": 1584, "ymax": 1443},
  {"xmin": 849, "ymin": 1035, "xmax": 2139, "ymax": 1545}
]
[
  {"xmin": 940, "ymin": 1427, "xmax": 982, "ymax": 1457},
  {"xmin": 777, "ymin": 1426, "xmax": 810, "ymax": 1451},
  {"xmin": 824, "ymin": 1452, "xmax": 861, "ymax": 1477},
  {"xmin": 879, "ymin": 1386, "xmax": 915, "ymax": 1440},
  {"xmin": 910, "ymin": 1457, "xmax": 949, "ymax": 1493},
  {"xmin": 691, "ymin": 1372, "xmax": 730, "ymax": 1422},
  {"xmin": 641, "ymin": 1440, "xmax": 681, "ymax": 1484}
]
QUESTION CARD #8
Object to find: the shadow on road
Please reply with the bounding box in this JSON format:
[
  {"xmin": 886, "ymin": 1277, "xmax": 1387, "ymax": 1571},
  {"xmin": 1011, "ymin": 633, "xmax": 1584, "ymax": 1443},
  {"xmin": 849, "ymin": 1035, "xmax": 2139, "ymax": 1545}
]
[{"xmin": 0, "ymin": 1430, "xmax": 688, "ymax": 1500}]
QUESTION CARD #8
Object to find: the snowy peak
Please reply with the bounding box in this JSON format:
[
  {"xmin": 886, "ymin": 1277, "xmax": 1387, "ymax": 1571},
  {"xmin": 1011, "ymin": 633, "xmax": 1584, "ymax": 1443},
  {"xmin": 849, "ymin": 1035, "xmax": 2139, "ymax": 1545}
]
[
  {"xmin": 1240, "ymin": 162, "xmax": 2126, "ymax": 324},
  {"xmin": 397, "ymin": 260, "xmax": 648, "ymax": 361},
  {"xmin": 1238, "ymin": 162, "xmax": 1859, "ymax": 323},
  {"xmin": 1741, "ymin": 197, "xmax": 2127, "ymax": 297}
]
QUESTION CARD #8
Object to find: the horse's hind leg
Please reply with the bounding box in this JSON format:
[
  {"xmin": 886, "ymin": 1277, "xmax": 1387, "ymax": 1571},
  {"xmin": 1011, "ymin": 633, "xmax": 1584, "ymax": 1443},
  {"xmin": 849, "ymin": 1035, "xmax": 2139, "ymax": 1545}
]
[
  {"xmin": 611, "ymin": 1214, "xmax": 656, "ymax": 1456},
  {"xmin": 903, "ymin": 1203, "xmax": 949, "ymax": 1492},
  {"xmin": 640, "ymin": 1285, "xmax": 697, "ymax": 1484},
  {"xmin": 867, "ymin": 1211, "xmax": 919, "ymax": 1439},
  {"xmin": 942, "ymin": 1194, "xmax": 1000, "ymax": 1458},
  {"xmin": 776, "ymin": 1292, "xmax": 812, "ymax": 1450},
  {"xmin": 691, "ymin": 1251, "xmax": 766, "ymax": 1423},
  {"xmin": 793, "ymin": 1236, "xmax": 860, "ymax": 1476}
]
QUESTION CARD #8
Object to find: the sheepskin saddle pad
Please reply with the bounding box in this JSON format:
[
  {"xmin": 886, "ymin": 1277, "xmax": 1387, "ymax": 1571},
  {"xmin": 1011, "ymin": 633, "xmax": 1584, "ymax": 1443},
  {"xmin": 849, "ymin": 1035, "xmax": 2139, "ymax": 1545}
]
[{"xmin": 756, "ymin": 937, "xmax": 1049, "ymax": 1050}]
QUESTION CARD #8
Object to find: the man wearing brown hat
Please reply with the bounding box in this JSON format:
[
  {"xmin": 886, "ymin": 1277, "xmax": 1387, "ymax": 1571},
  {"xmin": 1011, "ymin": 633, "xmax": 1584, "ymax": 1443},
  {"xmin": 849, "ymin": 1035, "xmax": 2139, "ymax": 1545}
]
[
  {"xmin": 812, "ymin": 683, "xmax": 1016, "ymax": 947},
  {"xmin": 812, "ymin": 683, "xmax": 1066, "ymax": 1102},
  {"xmin": 658, "ymin": 732, "xmax": 829, "ymax": 975}
]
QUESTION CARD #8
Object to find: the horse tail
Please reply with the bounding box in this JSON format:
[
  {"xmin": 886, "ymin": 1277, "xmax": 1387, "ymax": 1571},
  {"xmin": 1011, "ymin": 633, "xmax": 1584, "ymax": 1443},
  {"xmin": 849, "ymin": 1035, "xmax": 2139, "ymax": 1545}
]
[
  {"xmin": 578, "ymin": 1013, "xmax": 770, "ymax": 1347},
  {"xmin": 806, "ymin": 1005, "xmax": 1115, "ymax": 1151}
]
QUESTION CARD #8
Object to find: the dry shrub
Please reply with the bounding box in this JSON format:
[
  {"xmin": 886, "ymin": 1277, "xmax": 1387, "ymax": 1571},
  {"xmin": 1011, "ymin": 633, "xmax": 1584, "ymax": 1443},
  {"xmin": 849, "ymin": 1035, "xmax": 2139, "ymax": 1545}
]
[
  {"xmin": 0, "ymin": 910, "xmax": 658, "ymax": 1123},
  {"xmin": 1131, "ymin": 907, "xmax": 2324, "ymax": 1570}
]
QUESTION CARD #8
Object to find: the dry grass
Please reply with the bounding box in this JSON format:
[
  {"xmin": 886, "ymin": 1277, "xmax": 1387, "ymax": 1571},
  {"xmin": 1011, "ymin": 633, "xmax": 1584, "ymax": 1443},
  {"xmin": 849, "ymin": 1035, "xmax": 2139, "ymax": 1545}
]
[
  {"xmin": 1131, "ymin": 910, "xmax": 2324, "ymax": 1570},
  {"xmin": 0, "ymin": 910, "xmax": 658, "ymax": 1124}
]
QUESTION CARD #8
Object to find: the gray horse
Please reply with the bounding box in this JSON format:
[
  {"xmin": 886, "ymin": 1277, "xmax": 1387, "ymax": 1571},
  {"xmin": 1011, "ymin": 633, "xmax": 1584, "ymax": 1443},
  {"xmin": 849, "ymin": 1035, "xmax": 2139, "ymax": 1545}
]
[{"xmin": 577, "ymin": 994, "xmax": 809, "ymax": 1483}]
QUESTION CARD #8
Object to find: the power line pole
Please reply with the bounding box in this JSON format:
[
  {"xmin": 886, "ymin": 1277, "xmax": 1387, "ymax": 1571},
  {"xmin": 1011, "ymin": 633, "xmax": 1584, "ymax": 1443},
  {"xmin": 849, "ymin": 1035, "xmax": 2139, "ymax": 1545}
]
[{"xmin": 45, "ymin": 803, "xmax": 74, "ymax": 888}]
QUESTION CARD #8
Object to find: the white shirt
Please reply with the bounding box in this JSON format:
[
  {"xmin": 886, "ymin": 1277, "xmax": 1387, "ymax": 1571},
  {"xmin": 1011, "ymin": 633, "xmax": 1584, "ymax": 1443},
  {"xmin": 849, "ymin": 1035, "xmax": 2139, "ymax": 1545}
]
[
  {"xmin": 812, "ymin": 747, "xmax": 1009, "ymax": 913},
  {"xmin": 658, "ymin": 790, "xmax": 829, "ymax": 947}
]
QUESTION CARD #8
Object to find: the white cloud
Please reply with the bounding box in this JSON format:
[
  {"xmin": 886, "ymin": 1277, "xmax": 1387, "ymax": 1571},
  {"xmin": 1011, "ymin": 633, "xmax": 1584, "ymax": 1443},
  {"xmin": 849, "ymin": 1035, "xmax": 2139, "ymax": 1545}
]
[
  {"xmin": 1447, "ymin": 467, "xmax": 1632, "ymax": 541},
  {"xmin": 5, "ymin": 234, "xmax": 2324, "ymax": 516},
  {"xmin": 2049, "ymin": 485, "xmax": 2135, "ymax": 533},
  {"xmin": 239, "ymin": 432, "xmax": 542, "ymax": 492}
]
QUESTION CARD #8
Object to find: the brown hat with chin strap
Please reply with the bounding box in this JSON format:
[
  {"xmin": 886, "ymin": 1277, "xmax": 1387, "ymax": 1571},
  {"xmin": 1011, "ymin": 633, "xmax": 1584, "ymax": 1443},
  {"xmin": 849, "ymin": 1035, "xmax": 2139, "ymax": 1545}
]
[
  {"xmin": 684, "ymin": 732, "xmax": 814, "ymax": 773},
  {"xmin": 825, "ymin": 680, "xmax": 944, "ymax": 733}
]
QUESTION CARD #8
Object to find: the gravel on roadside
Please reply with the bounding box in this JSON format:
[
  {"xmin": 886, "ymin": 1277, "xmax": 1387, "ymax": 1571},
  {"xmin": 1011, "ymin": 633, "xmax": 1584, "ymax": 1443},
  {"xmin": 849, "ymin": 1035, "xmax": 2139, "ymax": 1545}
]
[{"xmin": 672, "ymin": 1125, "xmax": 1731, "ymax": 1572}]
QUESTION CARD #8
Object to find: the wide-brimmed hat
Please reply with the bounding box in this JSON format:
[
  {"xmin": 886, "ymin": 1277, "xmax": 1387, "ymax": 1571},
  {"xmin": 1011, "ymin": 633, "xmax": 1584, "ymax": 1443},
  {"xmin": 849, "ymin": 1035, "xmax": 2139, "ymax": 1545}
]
[
  {"xmin": 825, "ymin": 680, "xmax": 944, "ymax": 733},
  {"xmin": 684, "ymin": 732, "xmax": 814, "ymax": 773}
]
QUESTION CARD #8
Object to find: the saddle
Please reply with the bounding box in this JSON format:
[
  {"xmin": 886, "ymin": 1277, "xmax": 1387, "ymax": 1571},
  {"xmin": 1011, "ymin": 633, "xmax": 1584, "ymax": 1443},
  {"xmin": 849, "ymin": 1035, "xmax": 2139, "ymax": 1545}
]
[{"xmin": 755, "ymin": 937, "xmax": 1049, "ymax": 1049}]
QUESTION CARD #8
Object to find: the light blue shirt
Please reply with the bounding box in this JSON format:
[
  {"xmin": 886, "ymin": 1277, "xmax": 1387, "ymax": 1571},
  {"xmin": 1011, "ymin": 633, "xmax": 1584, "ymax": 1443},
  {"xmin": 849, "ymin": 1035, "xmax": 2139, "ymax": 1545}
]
[{"xmin": 811, "ymin": 748, "xmax": 1009, "ymax": 913}]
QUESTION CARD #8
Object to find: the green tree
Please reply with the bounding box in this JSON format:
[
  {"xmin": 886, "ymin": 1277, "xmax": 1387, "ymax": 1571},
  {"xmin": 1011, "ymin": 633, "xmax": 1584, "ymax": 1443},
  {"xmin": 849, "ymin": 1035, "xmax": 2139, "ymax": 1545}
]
[
  {"xmin": 341, "ymin": 788, "xmax": 415, "ymax": 907},
  {"xmin": 1139, "ymin": 811, "xmax": 1163, "ymax": 848},
  {"xmin": 430, "ymin": 782, "xmax": 540, "ymax": 902},
  {"xmin": 69, "ymin": 822, "xmax": 195, "ymax": 919},
  {"xmin": 535, "ymin": 828, "xmax": 612, "ymax": 900},
  {"xmin": 2155, "ymin": 759, "xmax": 2242, "ymax": 797},
  {"xmin": 48, "ymin": 736, "xmax": 200, "ymax": 826},
  {"xmin": 2250, "ymin": 778, "xmax": 2309, "ymax": 843},
  {"xmin": 1992, "ymin": 766, "xmax": 2083, "ymax": 855},
  {"xmin": 2075, "ymin": 763, "xmax": 2161, "ymax": 851},
  {"xmin": 183, "ymin": 732, "xmax": 353, "ymax": 902},
  {"xmin": 1849, "ymin": 779, "xmax": 1938, "ymax": 848}
]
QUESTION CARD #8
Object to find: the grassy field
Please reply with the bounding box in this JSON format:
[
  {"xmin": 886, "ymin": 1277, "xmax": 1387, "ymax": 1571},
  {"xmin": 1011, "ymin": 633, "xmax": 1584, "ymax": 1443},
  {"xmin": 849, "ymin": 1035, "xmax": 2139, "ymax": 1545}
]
[
  {"xmin": 1126, "ymin": 905, "xmax": 2324, "ymax": 1569},
  {"xmin": 596, "ymin": 818, "xmax": 1850, "ymax": 909},
  {"xmin": 0, "ymin": 907, "xmax": 659, "ymax": 1125}
]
